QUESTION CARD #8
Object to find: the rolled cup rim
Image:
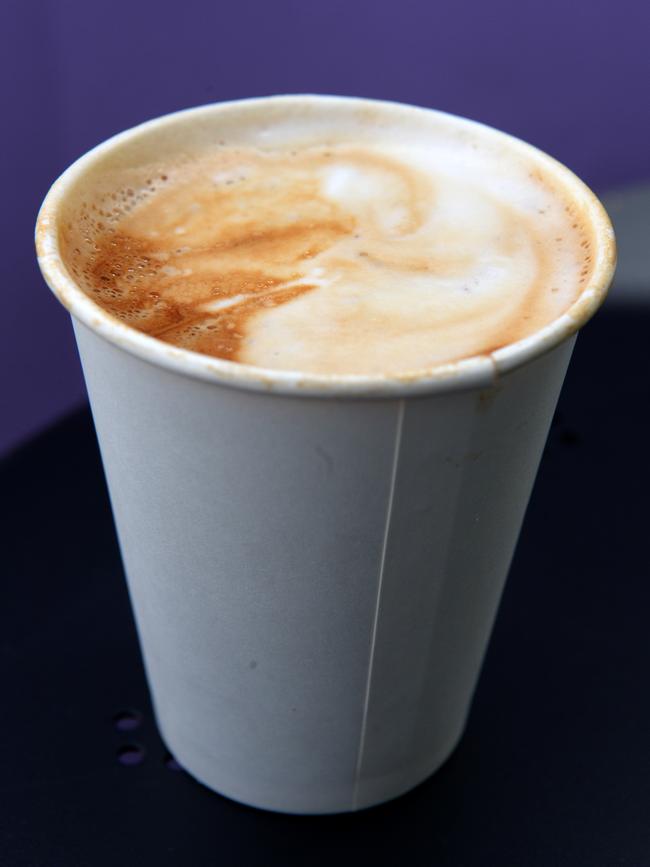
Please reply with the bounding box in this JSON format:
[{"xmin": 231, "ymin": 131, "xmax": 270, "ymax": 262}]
[{"xmin": 35, "ymin": 94, "xmax": 617, "ymax": 399}]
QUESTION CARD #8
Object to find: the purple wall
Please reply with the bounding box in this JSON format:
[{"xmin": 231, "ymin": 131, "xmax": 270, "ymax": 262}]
[{"xmin": 3, "ymin": 0, "xmax": 649, "ymax": 455}]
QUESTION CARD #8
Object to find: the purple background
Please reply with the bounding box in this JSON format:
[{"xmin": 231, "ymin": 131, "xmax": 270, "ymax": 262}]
[{"xmin": 3, "ymin": 0, "xmax": 649, "ymax": 456}]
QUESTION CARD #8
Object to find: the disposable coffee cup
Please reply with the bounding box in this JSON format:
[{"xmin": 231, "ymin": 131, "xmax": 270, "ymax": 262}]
[{"xmin": 36, "ymin": 95, "xmax": 616, "ymax": 814}]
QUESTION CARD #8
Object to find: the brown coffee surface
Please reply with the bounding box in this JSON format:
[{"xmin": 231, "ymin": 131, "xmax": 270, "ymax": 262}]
[{"xmin": 61, "ymin": 132, "xmax": 595, "ymax": 375}]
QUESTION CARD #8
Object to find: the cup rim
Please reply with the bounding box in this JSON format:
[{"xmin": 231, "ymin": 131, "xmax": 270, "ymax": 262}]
[{"xmin": 35, "ymin": 94, "xmax": 616, "ymax": 398}]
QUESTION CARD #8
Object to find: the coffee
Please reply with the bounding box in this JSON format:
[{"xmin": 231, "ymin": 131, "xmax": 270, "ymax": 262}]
[
  {"xmin": 38, "ymin": 96, "xmax": 615, "ymax": 814},
  {"xmin": 60, "ymin": 105, "xmax": 595, "ymax": 376}
]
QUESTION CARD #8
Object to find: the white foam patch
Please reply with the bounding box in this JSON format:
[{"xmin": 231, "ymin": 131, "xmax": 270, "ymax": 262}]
[{"xmin": 203, "ymin": 294, "xmax": 250, "ymax": 312}]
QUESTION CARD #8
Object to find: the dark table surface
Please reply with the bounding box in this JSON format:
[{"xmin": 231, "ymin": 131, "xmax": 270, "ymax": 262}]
[{"xmin": 2, "ymin": 305, "xmax": 649, "ymax": 867}]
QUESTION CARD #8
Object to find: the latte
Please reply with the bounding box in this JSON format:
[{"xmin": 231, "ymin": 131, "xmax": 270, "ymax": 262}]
[{"xmin": 60, "ymin": 103, "xmax": 595, "ymax": 375}]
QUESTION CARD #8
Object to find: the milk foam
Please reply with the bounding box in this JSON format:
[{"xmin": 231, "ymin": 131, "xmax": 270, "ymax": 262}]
[{"xmin": 61, "ymin": 112, "xmax": 595, "ymax": 376}]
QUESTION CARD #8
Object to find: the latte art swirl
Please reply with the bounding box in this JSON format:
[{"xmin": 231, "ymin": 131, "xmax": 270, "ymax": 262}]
[{"xmin": 62, "ymin": 124, "xmax": 595, "ymax": 375}]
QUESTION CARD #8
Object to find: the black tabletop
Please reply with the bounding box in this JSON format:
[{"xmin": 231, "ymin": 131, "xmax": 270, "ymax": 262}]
[{"xmin": 2, "ymin": 304, "xmax": 649, "ymax": 867}]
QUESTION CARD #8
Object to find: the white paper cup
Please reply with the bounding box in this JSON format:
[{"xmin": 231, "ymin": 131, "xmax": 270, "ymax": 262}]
[{"xmin": 36, "ymin": 96, "xmax": 616, "ymax": 814}]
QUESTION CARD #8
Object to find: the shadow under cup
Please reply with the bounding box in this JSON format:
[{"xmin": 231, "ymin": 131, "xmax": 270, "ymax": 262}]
[{"xmin": 36, "ymin": 95, "xmax": 615, "ymax": 813}]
